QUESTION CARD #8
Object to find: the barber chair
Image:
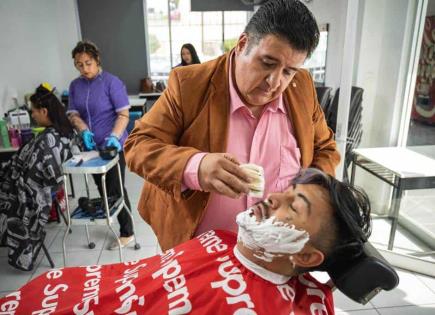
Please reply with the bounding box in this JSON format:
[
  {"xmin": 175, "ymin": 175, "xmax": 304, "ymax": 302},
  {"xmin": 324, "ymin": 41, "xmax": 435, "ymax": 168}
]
[{"xmin": 327, "ymin": 242, "xmax": 399, "ymax": 304}]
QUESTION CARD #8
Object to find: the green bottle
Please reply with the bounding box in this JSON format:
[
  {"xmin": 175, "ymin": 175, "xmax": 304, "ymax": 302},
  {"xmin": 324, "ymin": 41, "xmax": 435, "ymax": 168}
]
[{"xmin": 0, "ymin": 119, "xmax": 11, "ymax": 148}]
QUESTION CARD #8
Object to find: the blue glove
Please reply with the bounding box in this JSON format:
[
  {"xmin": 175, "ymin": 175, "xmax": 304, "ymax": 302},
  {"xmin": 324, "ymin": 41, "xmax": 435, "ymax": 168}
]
[
  {"xmin": 81, "ymin": 129, "xmax": 96, "ymax": 151},
  {"xmin": 105, "ymin": 133, "xmax": 122, "ymax": 152}
]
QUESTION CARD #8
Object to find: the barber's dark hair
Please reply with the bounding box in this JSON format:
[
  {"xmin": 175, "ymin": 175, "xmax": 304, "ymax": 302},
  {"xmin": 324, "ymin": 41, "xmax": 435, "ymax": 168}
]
[
  {"xmin": 180, "ymin": 43, "xmax": 201, "ymax": 66},
  {"xmin": 30, "ymin": 84, "xmax": 73, "ymax": 138},
  {"xmin": 291, "ymin": 168, "xmax": 372, "ymax": 272},
  {"xmin": 71, "ymin": 40, "xmax": 101, "ymax": 65},
  {"xmin": 244, "ymin": 0, "xmax": 319, "ymax": 57}
]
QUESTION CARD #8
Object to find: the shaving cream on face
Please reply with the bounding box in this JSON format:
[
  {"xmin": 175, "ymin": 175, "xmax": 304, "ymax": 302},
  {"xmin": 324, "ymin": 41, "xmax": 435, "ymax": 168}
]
[{"xmin": 236, "ymin": 208, "xmax": 310, "ymax": 262}]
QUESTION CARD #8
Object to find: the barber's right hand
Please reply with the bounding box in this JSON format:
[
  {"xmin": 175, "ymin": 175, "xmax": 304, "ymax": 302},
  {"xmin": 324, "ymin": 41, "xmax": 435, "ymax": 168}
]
[
  {"xmin": 81, "ymin": 129, "xmax": 96, "ymax": 151},
  {"xmin": 198, "ymin": 153, "xmax": 251, "ymax": 199}
]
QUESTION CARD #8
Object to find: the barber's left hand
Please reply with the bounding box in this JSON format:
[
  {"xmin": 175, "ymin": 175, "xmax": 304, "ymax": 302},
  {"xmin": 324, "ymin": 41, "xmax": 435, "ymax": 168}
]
[{"xmin": 104, "ymin": 134, "xmax": 122, "ymax": 152}]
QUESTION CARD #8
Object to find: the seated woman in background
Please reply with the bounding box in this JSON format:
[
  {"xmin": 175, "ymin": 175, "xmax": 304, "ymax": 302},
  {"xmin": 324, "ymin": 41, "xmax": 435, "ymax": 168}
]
[
  {"xmin": 0, "ymin": 83, "xmax": 74, "ymax": 271},
  {"xmin": 175, "ymin": 43, "xmax": 201, "ymax": 67}
]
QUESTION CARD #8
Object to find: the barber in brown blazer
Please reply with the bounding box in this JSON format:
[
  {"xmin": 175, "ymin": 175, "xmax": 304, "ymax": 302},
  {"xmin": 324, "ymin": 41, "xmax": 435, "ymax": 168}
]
[{"xmin": 125, "ymin": 0, "xmax": 340, "ymax": 251}]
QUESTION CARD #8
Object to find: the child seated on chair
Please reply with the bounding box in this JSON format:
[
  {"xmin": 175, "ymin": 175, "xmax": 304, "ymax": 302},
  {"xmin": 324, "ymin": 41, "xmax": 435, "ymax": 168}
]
[
  {"xmin": 0, "ymin": 168, "xmax": 372, "ymax": 314},
  {"xmin": 0, "ymin": 83, "xmax": 75, "ymax": 271}
]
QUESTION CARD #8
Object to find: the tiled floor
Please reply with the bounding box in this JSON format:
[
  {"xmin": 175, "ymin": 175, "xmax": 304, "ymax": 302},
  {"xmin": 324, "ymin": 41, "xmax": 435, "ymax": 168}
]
[{"xmin": 0, "ymin": 169, "xmax": 434, "ymax": 314}]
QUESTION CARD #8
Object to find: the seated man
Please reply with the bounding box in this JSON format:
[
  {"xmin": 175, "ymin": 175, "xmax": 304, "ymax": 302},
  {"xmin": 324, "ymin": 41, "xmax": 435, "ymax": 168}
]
[{"xmin": 0, "ymin": 168, "xmax": 371, "ymax": 314}]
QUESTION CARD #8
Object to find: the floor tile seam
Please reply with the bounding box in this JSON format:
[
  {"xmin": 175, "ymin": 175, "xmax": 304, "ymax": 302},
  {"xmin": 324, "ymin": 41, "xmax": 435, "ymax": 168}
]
[
  {"xmin": 373, "ymin": 302, "xmax": 435, "ymax": 310},
  {"xmin": 97, "ymin": 230, "xmax": 110, "ymax": 264},
  {"xmin": 413, "ymin": 272, "xmax": 435, "ymax": 295},
  {"xmin": 334, "ymin": 306, "xmax": 376, "ymax": 312}
]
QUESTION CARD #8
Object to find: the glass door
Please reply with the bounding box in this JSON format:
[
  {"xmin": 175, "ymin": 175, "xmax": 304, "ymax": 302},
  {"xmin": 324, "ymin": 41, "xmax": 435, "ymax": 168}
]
[
  {"xmin": 344, "ymin": 0, "xmax": 435, "ymax": 273},
  {"xmin": 401, "ymin": 0, "xmax": 435, "ymax": 256}
]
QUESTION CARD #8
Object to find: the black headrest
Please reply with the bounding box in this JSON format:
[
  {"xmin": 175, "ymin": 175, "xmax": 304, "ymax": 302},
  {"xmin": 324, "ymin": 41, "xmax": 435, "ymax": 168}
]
[{"xmin": 327, "ymin": 242, "xmax": 399, "ymax": 304}]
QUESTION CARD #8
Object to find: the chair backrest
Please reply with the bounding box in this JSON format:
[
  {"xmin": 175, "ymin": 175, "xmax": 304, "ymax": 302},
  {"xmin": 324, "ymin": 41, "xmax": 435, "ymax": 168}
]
[
  {"xmin": 315, "ymin": 86, "xmax": 333, "ymax": 112},
  {"xmin": 326, "ymin": 86, "xmax": 364, "ymax": 133},
  {"xmin": 327, "ymin": 242, "xmax": 399, "ymax": 304}
]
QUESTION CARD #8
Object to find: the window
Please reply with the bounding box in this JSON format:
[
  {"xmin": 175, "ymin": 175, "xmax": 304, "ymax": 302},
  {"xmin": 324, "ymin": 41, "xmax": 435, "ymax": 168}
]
[
  {"xmin": 303, "ymin": 24, "xmax": 329, "ymax": 85},
  {"xmin": 146, "ymin": 0, "xmax": 249, "ymax": 79}
]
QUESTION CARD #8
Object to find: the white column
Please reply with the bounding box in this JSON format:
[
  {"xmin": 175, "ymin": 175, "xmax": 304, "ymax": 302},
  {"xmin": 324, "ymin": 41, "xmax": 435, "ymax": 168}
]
[{"xmin": 335, "ymin": 0, "xmax": 360, "ymax": 180}]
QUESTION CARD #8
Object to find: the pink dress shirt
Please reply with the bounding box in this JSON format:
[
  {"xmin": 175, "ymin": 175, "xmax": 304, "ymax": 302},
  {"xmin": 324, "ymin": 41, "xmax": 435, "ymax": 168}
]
[{"xmin": 183, "ymin": 54, "xmax": 301, "ymax": 235}]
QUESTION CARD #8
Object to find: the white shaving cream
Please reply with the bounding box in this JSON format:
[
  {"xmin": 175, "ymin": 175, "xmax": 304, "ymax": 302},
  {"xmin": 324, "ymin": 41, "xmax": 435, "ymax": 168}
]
[{"xmin": 236, "ymin": 208, "xmax": 310, "ymax": 262}]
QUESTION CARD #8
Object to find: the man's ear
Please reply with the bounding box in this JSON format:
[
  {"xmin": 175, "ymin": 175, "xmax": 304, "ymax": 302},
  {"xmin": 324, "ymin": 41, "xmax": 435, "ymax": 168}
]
[
  {"xmin": 291, "ymin": 245, "xmax": 325, "ymax": 269},
  {"xmin": 235, "ymin": 33, "xmax": 249, "ymax": 56}
]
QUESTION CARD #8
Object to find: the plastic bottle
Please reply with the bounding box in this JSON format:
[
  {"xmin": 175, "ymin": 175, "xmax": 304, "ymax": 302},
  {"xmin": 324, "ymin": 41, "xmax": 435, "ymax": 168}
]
[
  {"xmin": 0, "ymin": 119, "xmax": 11, "ymax": 148},
  {"xmin": 9, "ymin": 128, "xmax": 21, "ymax": 148},
  {"xmin": 20, "ymin": 128, "xmax": 33, "ymax": 145}
]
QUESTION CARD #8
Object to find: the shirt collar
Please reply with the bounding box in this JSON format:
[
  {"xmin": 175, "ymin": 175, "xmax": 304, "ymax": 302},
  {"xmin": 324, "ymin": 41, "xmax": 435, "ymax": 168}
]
[
  {"xmin": 228, "ymin": 52, "xmax": 286, "ymax": 115},
  {"xmin": 233, "ymin": 246, "xmax": 292, "ymax": 285},
  {"xmin": 80, "ymin": 68, "xmax": 103, "ymax": 81}
]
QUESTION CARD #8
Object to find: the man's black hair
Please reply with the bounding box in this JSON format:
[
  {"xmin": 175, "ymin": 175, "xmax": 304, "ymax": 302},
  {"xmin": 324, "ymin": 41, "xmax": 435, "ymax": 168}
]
[
  {"xmin": 291, "ymin": 168, "xmax": 372, "ymax": 272},
  {"xmin": 244, "ymin": 0, "xmax": 320, "ymax": 57}
]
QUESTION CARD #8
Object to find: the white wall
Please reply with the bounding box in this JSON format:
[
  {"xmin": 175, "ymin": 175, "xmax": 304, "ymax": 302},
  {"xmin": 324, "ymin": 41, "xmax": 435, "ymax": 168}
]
[
  {"xmin": 305, "ymin": 0, "xmax": 348, "ymax": 89},
  {"xmin": 0, "ymin": 0, "xmax": 80, "ymax": 114},
  {"xmin": 355, "ymin": 0, "xmax": 415, "ymax": 148}
]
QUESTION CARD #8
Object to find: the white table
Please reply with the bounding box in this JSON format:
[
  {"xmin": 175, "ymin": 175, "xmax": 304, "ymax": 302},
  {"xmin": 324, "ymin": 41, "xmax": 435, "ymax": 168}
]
[
  {"xmin": 351, "ymin": 147, "xmax": 435, "ymax": 249},
  {"xmin": 62, "ymin": 155, "xmax": 140, "ymax": 266}
]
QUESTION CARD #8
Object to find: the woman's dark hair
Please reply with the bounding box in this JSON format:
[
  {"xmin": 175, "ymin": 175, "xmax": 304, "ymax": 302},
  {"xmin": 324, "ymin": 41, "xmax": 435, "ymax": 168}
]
[
  {"xmin": 71, "ymin": 40, "xmax": 101, "ymax": 65},
  {"xmin": 291, "ymin": 168, "xmax": 372, "ymax": 272},
  {"xmin": 244, "ymin": 0, "xmax": 319, "ymax": 57},
  {"xmin": 30, "ymin": 85, "xmax": 74, "ymax": 138},
  {"xmin": 180, "ymin": 43, "xmax": 201, "ymax": 66}
]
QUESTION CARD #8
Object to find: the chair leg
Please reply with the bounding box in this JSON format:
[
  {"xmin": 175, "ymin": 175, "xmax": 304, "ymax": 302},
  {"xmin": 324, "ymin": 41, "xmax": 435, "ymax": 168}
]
[
  {"xmin": 55, "ymin": 200, "xmax": 61, "ymax": 223},
  {"xmin": 41, "ymin": 243, "xmax": 55, "ymax": 268}
]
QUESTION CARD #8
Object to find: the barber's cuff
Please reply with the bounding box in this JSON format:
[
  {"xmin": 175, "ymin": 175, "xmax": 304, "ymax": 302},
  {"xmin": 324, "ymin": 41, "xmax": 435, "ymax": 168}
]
[
  {"xmin": 182, "ymin": 152, "xmax": 207, "ymax": 191},
  {"xmin": 110, "ymin": 132, "xmax": 119, "ymax": 139}
]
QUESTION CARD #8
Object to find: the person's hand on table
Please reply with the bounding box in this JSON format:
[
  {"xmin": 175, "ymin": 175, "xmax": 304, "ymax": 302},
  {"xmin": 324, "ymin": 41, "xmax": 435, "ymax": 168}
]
[
  {"xmin": 198, "ymin": 153, "xmax": 251, "ymax": 198},
  {"xmin": 104, "ymin": 133, "xmax": 122, "ymax": 152},
  {"xmin": 81, "ymin": 130, "xmax": 96, "ymax": 151}
]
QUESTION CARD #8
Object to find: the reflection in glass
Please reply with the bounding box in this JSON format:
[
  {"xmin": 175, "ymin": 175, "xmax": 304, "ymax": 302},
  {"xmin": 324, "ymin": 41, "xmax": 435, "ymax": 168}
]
[{"xmin": 407, "ymin": 15, "xmax": 435, "ymax": 147}]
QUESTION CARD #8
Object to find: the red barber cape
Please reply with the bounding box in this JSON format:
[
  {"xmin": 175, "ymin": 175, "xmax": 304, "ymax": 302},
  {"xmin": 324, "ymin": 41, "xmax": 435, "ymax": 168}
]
[{"xmin": 0, "ymin": 230, "xmax": 334, "ymax": 315}]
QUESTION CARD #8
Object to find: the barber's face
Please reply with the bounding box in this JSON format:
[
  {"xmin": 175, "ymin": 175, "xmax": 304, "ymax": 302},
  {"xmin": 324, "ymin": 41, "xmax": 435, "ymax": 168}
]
[
  {"xmin": 234, "ymin": 33, "xmax": 307, "ymax": 106},
  {"xmin": 74, "ymin": 52, "xmax": 100, "ymax": 80},
  {"xmin": 251, "ymin": 184, "xmax": 332, "ymax": 239}
]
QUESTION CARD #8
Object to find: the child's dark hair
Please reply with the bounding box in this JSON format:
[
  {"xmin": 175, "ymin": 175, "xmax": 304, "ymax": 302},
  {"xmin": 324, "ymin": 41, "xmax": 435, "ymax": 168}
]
[
  {"xmin": 29, "ymin": 85, "xmax": 74, "ymax": 138},
  {"xmin": 71, "ymin": 40, "xmax": 101, "ymax": 65}
]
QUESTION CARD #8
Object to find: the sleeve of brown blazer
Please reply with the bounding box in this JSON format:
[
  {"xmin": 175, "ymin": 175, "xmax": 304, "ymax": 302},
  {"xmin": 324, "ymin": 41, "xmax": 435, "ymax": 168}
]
[
  {"xmin": 306, "ymin": 71, "xmax": 340, "ymax": 176},
  {"xmin": 124, "ymin": 69, "xmax": 201, "ymax": 201}
]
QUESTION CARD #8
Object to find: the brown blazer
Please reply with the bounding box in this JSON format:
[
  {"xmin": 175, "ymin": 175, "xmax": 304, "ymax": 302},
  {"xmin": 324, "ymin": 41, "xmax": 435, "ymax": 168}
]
[{"xmin": 124, "ymin": 52, "xmax": 340, "ymax": 251}]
